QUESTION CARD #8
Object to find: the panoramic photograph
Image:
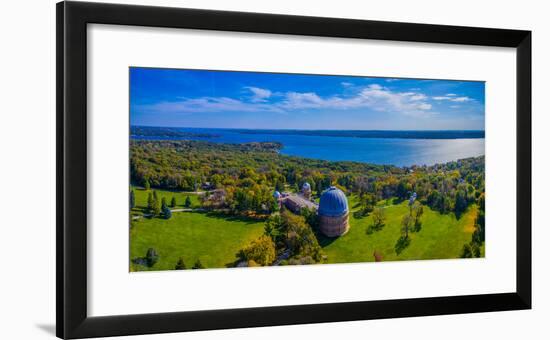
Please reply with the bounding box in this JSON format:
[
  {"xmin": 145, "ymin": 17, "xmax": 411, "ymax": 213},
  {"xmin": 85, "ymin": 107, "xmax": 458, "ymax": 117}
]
[{"xmin": 129, "ymin": 67, "xmax": 485, "ymax": 272}]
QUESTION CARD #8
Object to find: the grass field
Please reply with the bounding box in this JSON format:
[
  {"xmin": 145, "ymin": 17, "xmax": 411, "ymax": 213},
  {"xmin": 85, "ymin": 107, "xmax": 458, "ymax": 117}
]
[
  {"xmin": 320, "ymin": 196, "xmax": 480, "ymax": 263},
  {"xmin": 131, "ymin": 187, "xmax": 201, "ymax": 215},
  {"xmin": 129, "ymin": 190, "xmax": 480, "ymax": 271},
  {"xmin": 130, "ymin": 211, "xmax": 265, "ymax": 271}
]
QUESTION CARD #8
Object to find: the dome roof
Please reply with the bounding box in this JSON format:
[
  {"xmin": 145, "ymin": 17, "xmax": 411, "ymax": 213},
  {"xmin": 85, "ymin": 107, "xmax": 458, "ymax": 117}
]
[
  {"xmin": 302, "ymin": 182, "xmax": 311, "ymax": 190},
  {"xmin": 319, "ymin": 186, "xmax": 348, "ymax": 217},
  {"xmin": 273, "ymin": 191, "xmax": 281, "ymax": 199}
]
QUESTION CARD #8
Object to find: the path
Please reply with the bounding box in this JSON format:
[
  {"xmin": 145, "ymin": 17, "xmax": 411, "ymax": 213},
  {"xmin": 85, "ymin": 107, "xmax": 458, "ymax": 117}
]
[{"xmin": 131, "ymin": 207, "xmax": 206, "ymax": 220}]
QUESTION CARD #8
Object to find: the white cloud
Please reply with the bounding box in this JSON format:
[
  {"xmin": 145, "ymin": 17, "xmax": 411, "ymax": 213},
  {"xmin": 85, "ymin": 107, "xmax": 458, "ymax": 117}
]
[
  {"xmin": 137, "ymin": 84, "xmax": 435, "ymax": 117},
  {"xmin": 450, "ymin": 96, "xmax": 472, "ymax": 102},
  {"xmin": 244, "ymin": 86, "xmax": 272, "ymax": 102},
  {"xmin": 400, "ymin": 92, "xmax": 427, "ymax": 101},
  {"xmin": 279, "ymin": 84, "xmax": 433, "ymax": 116},
  {"xmin": 136, "ymin": 96, "xmax": 283, "ymax": 114},
  {"xmin": 341, "ymin": 82, "xmax": 353, "ymax": 87},
  {"xmin": 432, "ymin": 95, "xmax": 473, "ymax": 102}
]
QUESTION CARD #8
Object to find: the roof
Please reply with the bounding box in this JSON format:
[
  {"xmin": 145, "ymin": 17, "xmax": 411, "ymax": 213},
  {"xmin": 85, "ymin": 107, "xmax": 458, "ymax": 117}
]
[
  {"xmin": 283, "ymin": 194, "xmax": 318, "ymax": 212},
  {"xmin": 319, "ymin": 186, "xmax": 349, "ymax": 217}
]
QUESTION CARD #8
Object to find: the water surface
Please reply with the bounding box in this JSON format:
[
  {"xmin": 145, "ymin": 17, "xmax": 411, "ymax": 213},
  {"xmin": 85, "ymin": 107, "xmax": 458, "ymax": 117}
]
[{"xmin": 131, "ymin": 127, "xmax": 485, "ymax": 167}]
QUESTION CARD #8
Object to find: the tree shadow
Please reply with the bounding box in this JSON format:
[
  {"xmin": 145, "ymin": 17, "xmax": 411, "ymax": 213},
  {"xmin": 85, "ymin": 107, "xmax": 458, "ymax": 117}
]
[
  {"xmin": 394, "ymin": 236, "xmax": 411, "ymax": 255},
  {"xmin": 204, "ymin": 211, "xmax": 264, "ymax": 225},
  {"xmin": 131, "ymin": 257, "xmax": 155, "ymax": 268},
  {"xmin": 366, "ymin": 223, "xmax": 385, "ymax": 235},
  {"xmin": 353, "ymin": 210, "xmax": 369, "ymax": 219}
]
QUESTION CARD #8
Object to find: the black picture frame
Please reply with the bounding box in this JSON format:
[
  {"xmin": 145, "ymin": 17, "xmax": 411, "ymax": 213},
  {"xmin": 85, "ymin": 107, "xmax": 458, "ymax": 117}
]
[{"xmin": 57, "ymin": 1, "xmax": 531, "ymax": 338}]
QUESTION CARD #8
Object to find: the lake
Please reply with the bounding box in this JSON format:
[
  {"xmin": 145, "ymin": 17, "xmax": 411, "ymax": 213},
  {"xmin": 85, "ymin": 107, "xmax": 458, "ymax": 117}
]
[{"xmin": 131, "ymin": 127, "xmax": 485, "ymax": 167}]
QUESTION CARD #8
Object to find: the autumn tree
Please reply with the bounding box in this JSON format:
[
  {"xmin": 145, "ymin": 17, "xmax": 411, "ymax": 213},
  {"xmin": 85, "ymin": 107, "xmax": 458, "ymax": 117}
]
[
  {"xmin": 401, "ymin": 213, "xmax": 414, "ymax": 240},
  {"xmin": 372, "ymin": 207, "xmax": 385, "ymax": 230},
  {"xmin": 411, "ymin": 201, "xmax": 424, "ymax": 231},
  {"xmin": 241, "ymin": 235, "xmax": 276, "ymax": 266}
]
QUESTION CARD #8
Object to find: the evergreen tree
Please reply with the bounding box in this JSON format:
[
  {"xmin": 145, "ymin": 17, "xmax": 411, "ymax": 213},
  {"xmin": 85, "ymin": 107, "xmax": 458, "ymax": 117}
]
[
  {"xmin": 162, "ymin": 205, "xmax": 172, "ymax": 219},
  {"xmin": 144, "ymin": 179, "xmax": 150, "ymax": 191},
  {"xmin": 170, "ymin": 196, "xmax": 177, "ymax": 208},
  {"xmin": 152, "ymin": 191, "xmax": 161, "ymax": 216},
  {"xmin": 145, "ymin": 248, "xmax": 159, "ymax": 267},
  {"xmin": 192, "ymin": 259, "xmax": 205, "ymax": 269},
  {"xmin": 147, "ymin": 192, "xmax": 154, "ymax": 213},
  {"xmin": 130, "ymin": 189, "xmax": 135, "ymax": 209},
  {"xmin": 175, "ymin": 257, "xmax": 186, "ymax": 270},
  {"xmin": 184, "ymin": 196, "xmax": 192, "ymax": 208},
  {"xmin": 161, "ymin": 197, "xmax": 167, "ymax": 210},
  {"xmin": 153, "ymin": 199, "xmax": 161, "ymax": 216}
]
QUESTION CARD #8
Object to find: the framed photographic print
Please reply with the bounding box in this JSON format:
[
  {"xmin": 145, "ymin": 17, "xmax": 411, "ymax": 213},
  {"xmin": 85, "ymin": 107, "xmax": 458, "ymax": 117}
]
[{"xmin": 57, "ymin": 1, "xmax": 531, "ymax": 338}]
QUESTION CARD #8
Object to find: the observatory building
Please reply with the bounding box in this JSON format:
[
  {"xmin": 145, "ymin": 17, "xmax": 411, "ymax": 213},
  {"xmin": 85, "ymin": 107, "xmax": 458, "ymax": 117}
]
[
  {"xmin": 318, "ymin": 186, "xmax": 350, "ymax": 237},
  {"xmin": 301, "ymin": 182, "xmax": 312, "ymax": 199}
]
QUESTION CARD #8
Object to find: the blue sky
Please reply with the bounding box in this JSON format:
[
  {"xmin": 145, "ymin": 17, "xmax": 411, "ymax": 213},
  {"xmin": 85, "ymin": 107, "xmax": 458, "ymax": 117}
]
[{"xmin": 130, "ymin": 67, "xmax": 485, "ymax": 130}]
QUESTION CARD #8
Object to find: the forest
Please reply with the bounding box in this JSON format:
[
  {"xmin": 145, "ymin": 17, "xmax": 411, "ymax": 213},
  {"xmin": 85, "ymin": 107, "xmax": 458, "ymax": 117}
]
[{"xmin": 130, "ymin": 139, "xmax": 484, "ymax": 217}]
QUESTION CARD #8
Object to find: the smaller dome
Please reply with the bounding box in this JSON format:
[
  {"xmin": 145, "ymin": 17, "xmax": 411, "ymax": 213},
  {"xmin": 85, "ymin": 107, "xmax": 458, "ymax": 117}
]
[
  {"xmin": 273, "ymin": 191, "xmax": 281, "ymax": 199},
  {"xmin": 319, "ymin": 186, "xmax": 349, "ymax": 217},
  {"xmin": 302, "ymin": 182, "xmax": 311, "ymax": 190}
]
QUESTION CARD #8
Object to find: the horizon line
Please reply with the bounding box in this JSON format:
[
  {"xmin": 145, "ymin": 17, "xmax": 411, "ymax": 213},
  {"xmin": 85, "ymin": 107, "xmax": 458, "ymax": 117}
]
[{"xmin": 130, "ymin": 125, "xmax": 485, "ymax": 132}]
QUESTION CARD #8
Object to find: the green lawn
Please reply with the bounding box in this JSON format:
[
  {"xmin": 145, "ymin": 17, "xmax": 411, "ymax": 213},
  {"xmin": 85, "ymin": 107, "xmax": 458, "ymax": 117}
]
[
  {"xmin": 130, "ymin": 211, "xmax": 265, "ymax": 271},
  {"xmin": 320, "ymin": 196, "xmax": 480, "ymax": 263},
  {"xmin": 131, "ymin": 187, "xmax": 201, "ymax": 215},
  {"xmin": 130, "ymin": 191, "xmax": 480, "ymax": 271}
]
